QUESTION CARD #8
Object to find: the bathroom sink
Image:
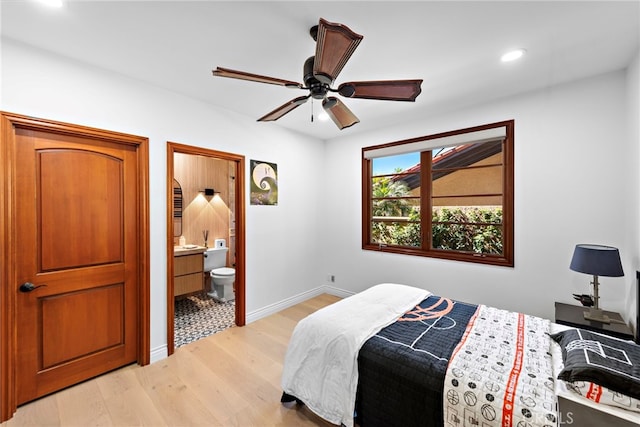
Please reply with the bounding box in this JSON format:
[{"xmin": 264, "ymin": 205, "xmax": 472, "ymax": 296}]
[{"xmin": 174, "ymin": 245, "xmax": 206, "ymax": 254}]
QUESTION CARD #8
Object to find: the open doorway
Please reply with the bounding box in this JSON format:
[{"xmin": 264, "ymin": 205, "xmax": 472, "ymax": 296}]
[{"xmin": 166, "ymin": 142, "xmax": 245, "ymax": 356}]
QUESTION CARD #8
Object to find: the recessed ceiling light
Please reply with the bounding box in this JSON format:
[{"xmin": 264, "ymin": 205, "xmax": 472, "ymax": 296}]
[
  {"xmin": 38, "ymin": 0, "xmax": 64, "ymax": 8},
  {"xmin": 501, "ymin": 48, "xmax": 526, "ymax": 63}
]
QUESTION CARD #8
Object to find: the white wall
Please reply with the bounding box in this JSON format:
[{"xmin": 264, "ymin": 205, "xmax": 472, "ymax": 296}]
[
  {"xmin": 1, "ymin": 39, "xmax": 326, "ymax": 359},
  {"xmin": 627, "ymin": 50, "xmax": 640, "ymax": 334},
  {"xmin": 3, "ymin": 38, "xmax": 639, "ymax": 358},
  {"xmin": 320, "ymin": 69, "xmax": 638, "ymax": 323}
]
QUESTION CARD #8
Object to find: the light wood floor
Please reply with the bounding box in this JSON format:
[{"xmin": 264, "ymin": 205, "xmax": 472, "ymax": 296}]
[{"xmin": 2, "ymin": 293, "xmax": 341, "ymax": 427}]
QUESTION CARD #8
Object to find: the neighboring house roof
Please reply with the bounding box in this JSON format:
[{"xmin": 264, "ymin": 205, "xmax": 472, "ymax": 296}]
[{"xmin": 392, "ymin": 140, "xmax": 502, "ymax": 190}]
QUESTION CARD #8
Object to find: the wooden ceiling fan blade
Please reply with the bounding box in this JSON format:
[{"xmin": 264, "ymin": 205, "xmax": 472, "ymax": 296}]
[
  {"xmin": 258, "ymin": 96, "xmax": 310, "ymax": 122},
  {"xmin": 338, "ymin": 80, "xmax": 423, "ymax": 101},
  {"xmin": 313, "ymin": 18, "xmax": 363, "ymax": 85},
  {"xmin": 322, "ymin": 97, "xmax": 359, "ymax": 130},
  {"xmin": 212, "ymin": 67, "xmax": 302, "ymax": 88}
]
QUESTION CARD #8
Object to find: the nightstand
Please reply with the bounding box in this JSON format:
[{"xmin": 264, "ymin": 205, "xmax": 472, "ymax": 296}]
[{"xmin": 554, "ymin": 302, "xmax": 634, "ymax": 341}]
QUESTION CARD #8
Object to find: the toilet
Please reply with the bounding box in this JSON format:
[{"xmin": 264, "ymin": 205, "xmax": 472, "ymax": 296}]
[{"xmin": 204, "ymin": 239, "xmax": 235, "ymax": 302}]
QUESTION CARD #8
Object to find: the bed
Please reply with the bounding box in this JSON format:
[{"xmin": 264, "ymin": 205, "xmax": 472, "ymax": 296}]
[{"xmin": 280, "ymin": 283, "xmax": 640, "ymax": 427}]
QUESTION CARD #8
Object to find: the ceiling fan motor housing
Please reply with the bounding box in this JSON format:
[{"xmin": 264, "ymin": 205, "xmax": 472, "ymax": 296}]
[{"xmin": 303, "ymin": 56, "xmax": 330, "ymax": 99}]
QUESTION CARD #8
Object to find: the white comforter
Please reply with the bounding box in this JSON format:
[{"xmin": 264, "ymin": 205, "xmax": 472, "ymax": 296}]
[{"xmin": 281, "ymin": 283, "xmax": 430, "ymax": 427}]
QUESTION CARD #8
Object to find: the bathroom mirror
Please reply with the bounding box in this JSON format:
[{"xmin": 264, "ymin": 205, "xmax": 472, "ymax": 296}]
[{"xmin": 173, "ymin": 178, "xmax": 182, "ymax": 237}]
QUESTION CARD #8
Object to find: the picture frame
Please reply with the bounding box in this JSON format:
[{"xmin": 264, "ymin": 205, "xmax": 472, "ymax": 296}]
[{"xmin": 250, "ymin": 159, "xmax": 278, "ymax": 205}]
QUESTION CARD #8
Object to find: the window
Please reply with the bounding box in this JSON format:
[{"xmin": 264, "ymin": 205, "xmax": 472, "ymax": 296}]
[{"xmin": 362, "ymin": 120, "xmax": 514, "ymax": 266}]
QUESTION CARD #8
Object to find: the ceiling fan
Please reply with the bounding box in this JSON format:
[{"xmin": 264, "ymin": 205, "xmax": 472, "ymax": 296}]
[{"xmin": 212, "ymin": 18, "xmax": 423, "ymax": 130}]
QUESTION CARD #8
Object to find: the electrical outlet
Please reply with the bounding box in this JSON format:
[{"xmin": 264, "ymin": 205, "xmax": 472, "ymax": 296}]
[{"xmin": 330, "ymin": 275, "xmax": 335, "ymax": 283}]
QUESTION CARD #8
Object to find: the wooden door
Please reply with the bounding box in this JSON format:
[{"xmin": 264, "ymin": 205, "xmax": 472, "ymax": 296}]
[{"xmin": 13, "ymin": 125, "xmax": 140, "ymax": 404}]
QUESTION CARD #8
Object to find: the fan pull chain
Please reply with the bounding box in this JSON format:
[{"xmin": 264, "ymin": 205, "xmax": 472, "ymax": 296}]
[{"xmin": 311, "ymin": 99, "xmax": 314, "ymax": 123}]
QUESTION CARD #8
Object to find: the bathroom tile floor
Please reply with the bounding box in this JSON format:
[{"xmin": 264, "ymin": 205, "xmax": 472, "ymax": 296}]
[{"xmin": 174, "ymin": 292, "xmax": 235, "ymax": 348}]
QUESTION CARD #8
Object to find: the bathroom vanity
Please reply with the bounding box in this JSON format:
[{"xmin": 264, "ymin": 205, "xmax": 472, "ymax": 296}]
[{"xmin": 174, "ymin": 246, "xmax": 206, "ymax": 297}]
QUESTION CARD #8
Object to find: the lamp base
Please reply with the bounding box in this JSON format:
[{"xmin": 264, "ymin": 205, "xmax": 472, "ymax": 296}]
[{"xmin": 583, "ymin": 308, "xmax": 611, "ymax": 324}]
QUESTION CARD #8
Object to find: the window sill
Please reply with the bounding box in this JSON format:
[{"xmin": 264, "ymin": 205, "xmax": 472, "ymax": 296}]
[{"xmin": 362, "ymin": 244, "xmax": 513, "ymax": 267}]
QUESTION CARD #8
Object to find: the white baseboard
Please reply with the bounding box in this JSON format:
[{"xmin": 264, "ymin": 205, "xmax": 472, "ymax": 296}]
[
  {"xmin": 149, "ymin": 344, "xmax": 168, "ymax": 364},
  {"xmin": 323, "ymin": 285, "xmax": 355, "ymax": 299},
  {"xmin": 245, "ymin": 285, "xmax": 353, "ymax": 324}
]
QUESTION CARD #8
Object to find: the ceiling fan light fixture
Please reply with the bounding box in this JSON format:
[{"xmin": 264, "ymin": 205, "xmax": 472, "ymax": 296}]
[
  {"xmin": 501, "ymin": 48, "xmax": 526, "ymax": 62},
  {"xmin": 323, "ymin": 97, "xmax": 338, "ymax": 109},
  {"xmin": 317, "ymin": 111, "xmax": 330, "ymax": 121}
]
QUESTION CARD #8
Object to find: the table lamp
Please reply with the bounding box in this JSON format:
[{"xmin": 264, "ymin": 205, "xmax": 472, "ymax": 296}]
[{"xmin": 569, "ymin": 244, "xmax": 624, "ymax": 323}]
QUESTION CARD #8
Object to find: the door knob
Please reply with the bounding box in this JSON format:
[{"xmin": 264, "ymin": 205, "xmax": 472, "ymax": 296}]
[{"xmin": 19, "ymin": 282, "xmax": 46, "ymax": 293}]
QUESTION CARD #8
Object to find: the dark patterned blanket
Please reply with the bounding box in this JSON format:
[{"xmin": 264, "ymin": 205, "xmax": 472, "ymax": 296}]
[{"xmin": 356, "ymin": 295, "xmax": 477, "ymax": 426}]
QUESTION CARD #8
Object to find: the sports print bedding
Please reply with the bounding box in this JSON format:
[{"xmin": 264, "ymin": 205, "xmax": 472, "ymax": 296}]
[
  {"xmin": 281, "ymin": 284, "xmax": 640, "ymax": 426},
  {"xmin": 355, "ymin": 296, "xmax": 557, "ymax": 427},
  {"xmin": 551, "ymin": 328, "xmax": 640, "ymax": 414},
  {"xmin": 281, "ymin": 284, "xmax": 560, "ymax": 426},
  {"xmin": 443, "ymin": 305, "xmax": 556, "ymax": 427}
]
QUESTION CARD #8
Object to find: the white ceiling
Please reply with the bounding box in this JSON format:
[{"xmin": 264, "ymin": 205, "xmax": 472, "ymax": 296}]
[{"xmin": 2, "ymin": 1, "xmax": 639, "ymax": 140}]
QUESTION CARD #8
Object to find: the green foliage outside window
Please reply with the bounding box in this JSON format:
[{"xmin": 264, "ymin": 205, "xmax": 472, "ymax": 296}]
[
  {"xmin": 371, "ymin": 176, "xmax": 503, "ymax": 254},
  {"xmin": 432, "ymin": 207, "xmax": 503, "ymax": 254},
  {"xmin": 371, "ymin": 175, "xmax": 413, "ymax": 217},
  {"xmin": 371, "ymin": 210, "xmax": 421, "ymax": 248}
]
